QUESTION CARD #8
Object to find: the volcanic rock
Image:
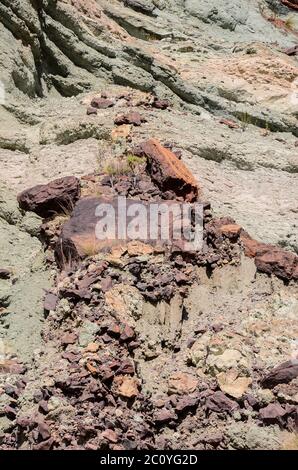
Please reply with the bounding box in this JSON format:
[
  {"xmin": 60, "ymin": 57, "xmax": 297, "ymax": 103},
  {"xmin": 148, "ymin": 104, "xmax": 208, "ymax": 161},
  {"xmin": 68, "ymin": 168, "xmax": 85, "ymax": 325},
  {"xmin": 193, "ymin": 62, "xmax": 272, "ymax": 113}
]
[
  {"xmin": 17, "ymin": 177, "xmax": 81, "ymax": 218},
  {"xmin": 206, "ymin": 391, "xmax": 239, "ymax": 413},
  {"xmin": 261, "ymin": 361, "xmax": 298, "ymax": 389},
  {"xmin": 135, "ymin": 139, "xmax": 199, "ymax": 202},
  {"xmin": 241, "ymin": 233, "xmax": 298, "ymax": 281}
]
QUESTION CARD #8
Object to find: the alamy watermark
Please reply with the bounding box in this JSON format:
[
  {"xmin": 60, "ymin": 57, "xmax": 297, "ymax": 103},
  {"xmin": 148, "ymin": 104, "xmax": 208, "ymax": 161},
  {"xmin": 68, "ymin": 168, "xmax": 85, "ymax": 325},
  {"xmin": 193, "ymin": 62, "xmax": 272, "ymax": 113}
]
[{"xmin": 94, "ymin": 197, "xmax": 204, "ymax": 251}]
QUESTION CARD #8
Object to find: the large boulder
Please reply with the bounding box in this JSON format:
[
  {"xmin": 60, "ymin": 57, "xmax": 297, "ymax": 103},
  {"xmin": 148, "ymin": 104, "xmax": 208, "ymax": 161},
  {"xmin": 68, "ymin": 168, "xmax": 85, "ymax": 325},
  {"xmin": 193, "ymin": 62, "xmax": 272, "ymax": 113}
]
[
  {"xmin": 56, "ymin": 196, "xmax": 199, "ymax": 265},
  {"xmin": 135, "ymin": 139, "xmax": 199, "ymax": 202},
  {"xmin": 241, "ymin": 232, "xmax": 298, "ymax": 282},
  {"xmin": 17, "ymin": 176, "xmax": 81, "ymax": 218}
]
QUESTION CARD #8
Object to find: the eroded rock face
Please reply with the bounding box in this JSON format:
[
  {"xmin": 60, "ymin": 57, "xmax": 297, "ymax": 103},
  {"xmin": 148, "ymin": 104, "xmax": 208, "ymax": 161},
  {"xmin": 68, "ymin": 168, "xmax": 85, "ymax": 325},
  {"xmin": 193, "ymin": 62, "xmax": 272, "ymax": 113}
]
[
  {"xmin": 17, "ymin": 176, "xmax": 81, "ymax": 218},
  {"xmin": 136, "ymin": 139, "xmax": 200, "ymax": 201}
]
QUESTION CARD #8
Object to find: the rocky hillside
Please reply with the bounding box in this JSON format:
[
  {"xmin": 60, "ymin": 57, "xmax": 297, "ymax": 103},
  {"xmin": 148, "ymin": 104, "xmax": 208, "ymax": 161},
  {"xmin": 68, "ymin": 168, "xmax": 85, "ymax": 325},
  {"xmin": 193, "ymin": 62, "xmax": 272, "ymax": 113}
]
[{"xmin": 0, "ymin": 0, "xmax": 297, "ymax": 450}]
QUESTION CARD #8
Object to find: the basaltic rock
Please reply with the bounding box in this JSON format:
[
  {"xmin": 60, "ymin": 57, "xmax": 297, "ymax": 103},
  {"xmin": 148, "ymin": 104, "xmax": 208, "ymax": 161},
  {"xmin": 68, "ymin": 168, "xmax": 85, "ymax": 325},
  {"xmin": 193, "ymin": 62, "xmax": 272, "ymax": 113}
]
[
  {"xmin": 56, "ymin": 196, "xmax": 198, "ymax": 265},
  {"xmin": 18, "ymin": 177, "xmax": 81, "ymax": 218},
  {"xmin": 261, "ymin": 361, "xmax": 298, "ymax": 389},
  {"xmin": 135, "ymin": 139, "xmax": 199, "ymax": 202},
  {"xmin": 241, "ymin": 232, "xmax": 298, "ymax": 282}
]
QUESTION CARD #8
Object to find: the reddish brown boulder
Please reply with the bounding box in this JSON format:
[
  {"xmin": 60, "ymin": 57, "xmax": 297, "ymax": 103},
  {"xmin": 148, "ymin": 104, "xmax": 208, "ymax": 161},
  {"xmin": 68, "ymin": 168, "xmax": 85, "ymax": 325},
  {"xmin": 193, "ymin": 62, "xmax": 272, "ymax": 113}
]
[
  {"xmin": 135, "ymin": 139, "xmax": 199, "ymax": 202},
  {"xmin": 114, "ymin": 112, "xmax": 146, "ymax": 126},
  {"xmin": 90, "ymin": 97, "xmax": 114, "ymax": 109},
  {"xmin": 261, "ymin": 360, "xmax": 298, "ymax": 389},
  {"xmin": 240, "ymin": 232, "xmax": 264, "ymax": 258},
  {"xmin": 17, "ymin": 176, "xmax": 81, "ymax": 218},
  {"xmin": 255, "ymin": 248, "xmax": 298, "ymax": 281},
  {"xmin": 241, "ymin": 232, "xmax": 298, "ymax": 282},
  {"xmin": 56, "ymin": 196, "xmax": 199, "ymax": 265}
]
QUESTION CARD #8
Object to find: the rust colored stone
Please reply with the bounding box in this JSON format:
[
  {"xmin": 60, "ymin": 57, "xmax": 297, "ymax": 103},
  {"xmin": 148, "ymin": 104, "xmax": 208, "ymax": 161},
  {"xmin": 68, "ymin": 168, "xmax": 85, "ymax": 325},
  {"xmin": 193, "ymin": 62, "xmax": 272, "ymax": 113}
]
[
  {"xmin": 135, "ymin": 139, "xmax": 199, "ymax": 202},
  {"xmin": 241, "ymin": 232, "xmax": 298, "ymax": 281}
]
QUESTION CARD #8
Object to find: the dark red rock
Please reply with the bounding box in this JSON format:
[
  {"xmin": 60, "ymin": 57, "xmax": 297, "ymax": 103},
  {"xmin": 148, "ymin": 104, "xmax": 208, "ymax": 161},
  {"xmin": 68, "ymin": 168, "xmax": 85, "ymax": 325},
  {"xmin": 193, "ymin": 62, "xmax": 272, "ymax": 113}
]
[
  {"xmin": 56, "ymin": 197, "xmax": 188, "ymax": 264},
  {"xmin": 90, "ymin": 97, "xmax": 114, "ymax": 109},
  {"xmin": 117, "ymin": 359, "xmax": 135, "ymax": 375},
  {"xmin": 255, "ymin": 248, "xmax": 298, "ymax": 282},
  {"xmin": 17, "ymin": 176, "xmax": 80, "ymax": 218},
  {"xmin": 38, "ymin": 401, "xmax": 49, "ymax": 414},
  {"xmin": 107, "ymin": 323, "xmax": 121, "ymax": 337},
  {"xmin": 135, "ymin": 139, "xmax": 199, "ymax": 202},
  {"xmin": 206, "ymin": 391, "xmax": 238, "ymax": 414},
  {"xmin": 175, "ymin": 395, "xmax": 200, "ymax": 412},
  {"xmin": 261, "ymin": 360, "xmax": 298, "ymax": 388},
  {"xmin": 114, "ymin": 112, "xmax": 146, "ymax": 126},
  {"xmin": 154, "ymin": 408, "xmax": 176, "ymax": 424},
  {"xmin": 241, "ymin": 232, "xmax": 298, "ymax": 281}
]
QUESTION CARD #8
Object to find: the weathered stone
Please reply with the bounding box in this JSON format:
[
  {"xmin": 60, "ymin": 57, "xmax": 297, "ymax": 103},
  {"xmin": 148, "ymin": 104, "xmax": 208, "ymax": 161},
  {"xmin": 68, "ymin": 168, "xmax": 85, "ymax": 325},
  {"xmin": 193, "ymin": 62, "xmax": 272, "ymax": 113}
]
[
  {"xmin": 90, "ymin": 97, "xmax": 114, "ymax": 109},
  {"xmin": 168, "ymin": 372, "xmax": 199, "ymax": 395},
  {"xmin": 241, "ymin": 232, "xmax": 298, "ymax": 281},
  {"xmin": 154, "ymin": 408, "xmax": 176, "ymax": 424},
  {"xmin": 220, "ymin": 224, "xmax": 242, "ymax": 239},
  {"xmin": 206, "ymin": 349, "xmax": 249, "ymax": 375},
  {"xmin": 217, "ymin": 370, "xmax": 252, "ymax": 399},
  {"xmin": 87, "ymin": 106, "xmax": 98, "ymax": 116},
  {"xmin": 56, "ymin": 197, "xmax": 198, "ymax": 264},
  {"xmin": 44, "ymin": 292, "xmax": 59, "ymax": 312},
  {"xmin": 261, "ymin": 361, "xmax": 298, "ymax": 389},
  {"xmin": 206, "ymin": 391, "xmax": 239, "ymax": 413},
  {"xmin": 114, "ymin": 112, "xmax": 146, "ymax": 126},
  {"xmin": 283, "ymin": 45, "xmax": 298, "ymax": 56},
  {"xmin": 255, "ymin": 248, "xmax": 298, "ymax": 282},
  {"xmin": 135, "ymin": 139, "xmax": 199, "ymax": 202},
  {"xmin": 18, "ymin": 177, "xmax": 81, "ymax": 218},
  {"xmin": 152, "ymin": 98, "xmax": 170, "ymax": 110},
  {"xmin": 259, "ymin": 403, "xmax": 287, "ymax": 421},
  {"xmin": 113, "ymin": 375, "xmax": 139, "ymax": 398},
  {"xmin": 175, "ymin": 395, "xmax": 200, "ymax": 412}
]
